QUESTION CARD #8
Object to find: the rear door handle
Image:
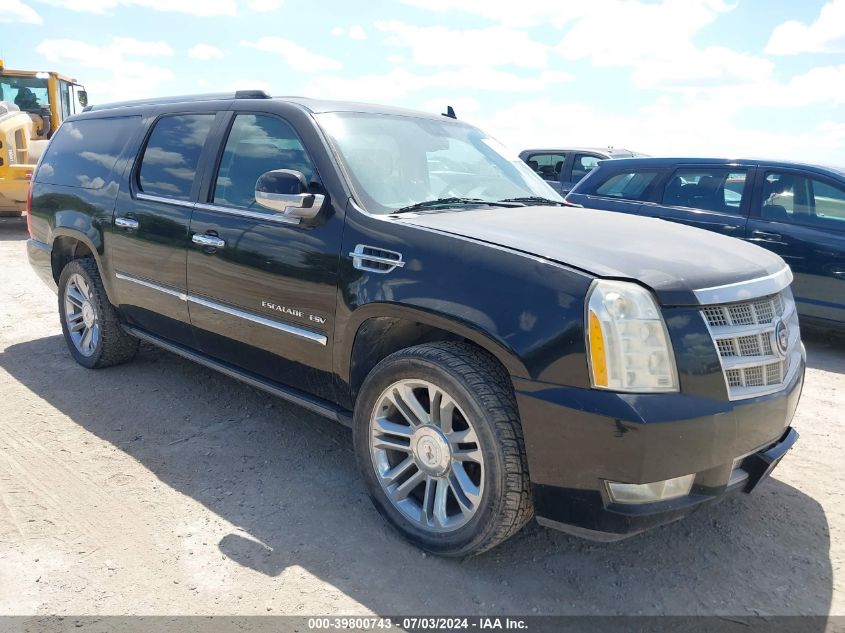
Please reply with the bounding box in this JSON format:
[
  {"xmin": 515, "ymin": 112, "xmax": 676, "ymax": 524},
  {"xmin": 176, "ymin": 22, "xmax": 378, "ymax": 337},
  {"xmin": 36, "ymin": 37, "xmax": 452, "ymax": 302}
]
[
  {"xmin": 115, "ymin": 217, "xmax": 139, "ymax": 230},
  {"xmin": 750, "ymin": 230, "xmax": 782, "ymax": 241},
  {"xmin": 192, "ymin": 233, "xmax": 225, "ymax": 249}
]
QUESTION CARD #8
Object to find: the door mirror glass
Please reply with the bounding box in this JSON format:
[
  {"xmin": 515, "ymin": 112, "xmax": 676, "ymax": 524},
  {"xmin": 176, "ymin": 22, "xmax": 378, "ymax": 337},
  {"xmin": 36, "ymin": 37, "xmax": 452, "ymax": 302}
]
[
  {"xmin": 77, "ymin": 90, "xmax": 88, "ymax": 108},
  {"xmin": 255, "ymin": 169, "xmax": 324, "ymax": 221}
]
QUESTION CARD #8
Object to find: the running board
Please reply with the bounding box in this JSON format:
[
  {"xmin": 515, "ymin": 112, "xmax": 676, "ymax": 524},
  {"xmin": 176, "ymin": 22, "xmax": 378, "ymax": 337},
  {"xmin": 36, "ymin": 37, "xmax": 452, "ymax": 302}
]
[{"xmin": 122, "ymin": 325, "xmax": 353, "ymax": 428}]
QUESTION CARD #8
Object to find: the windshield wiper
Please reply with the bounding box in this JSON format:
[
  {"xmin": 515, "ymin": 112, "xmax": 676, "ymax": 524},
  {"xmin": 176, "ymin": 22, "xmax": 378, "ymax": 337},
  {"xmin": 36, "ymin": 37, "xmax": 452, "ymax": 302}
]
[
  {"xmin": 496, "ymin": 196, "xmax": 566, "ymax": 206},
  {"xmin": 390, "ymin": 197, "xmax": 497, "ymax": 214}
]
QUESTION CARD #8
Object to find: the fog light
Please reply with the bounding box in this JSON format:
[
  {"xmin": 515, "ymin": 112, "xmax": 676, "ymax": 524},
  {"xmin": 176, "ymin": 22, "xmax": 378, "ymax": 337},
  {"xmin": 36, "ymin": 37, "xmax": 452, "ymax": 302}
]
[{"xmin": 606, "ymin": 474, "xmax": 695, "ymax": 504}]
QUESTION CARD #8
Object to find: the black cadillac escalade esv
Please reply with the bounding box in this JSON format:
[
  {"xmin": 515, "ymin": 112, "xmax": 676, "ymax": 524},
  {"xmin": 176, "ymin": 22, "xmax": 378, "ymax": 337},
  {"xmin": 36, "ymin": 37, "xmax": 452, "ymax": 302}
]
[{"xmin": 27, "ymin": 91, "xmax": 803, "ymax": 556}]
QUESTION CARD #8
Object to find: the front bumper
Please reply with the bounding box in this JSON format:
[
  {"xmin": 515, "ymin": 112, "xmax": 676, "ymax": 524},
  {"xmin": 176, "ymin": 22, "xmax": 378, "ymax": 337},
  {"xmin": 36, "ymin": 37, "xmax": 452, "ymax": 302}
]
[{"xmin": 514, "ymin": 360, "xmax": 804, "ymax": 541}]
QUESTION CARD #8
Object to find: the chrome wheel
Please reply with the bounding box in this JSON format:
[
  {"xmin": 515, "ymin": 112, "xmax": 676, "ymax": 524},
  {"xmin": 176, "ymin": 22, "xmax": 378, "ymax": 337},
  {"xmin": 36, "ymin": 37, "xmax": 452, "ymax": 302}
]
[
  {"xmin": 369, "ymin": 379, "xmax": 485, "ymax": 532},
  {"xmin": 63, "ymin": 273, "xmax": 100, "ymax": 357}
]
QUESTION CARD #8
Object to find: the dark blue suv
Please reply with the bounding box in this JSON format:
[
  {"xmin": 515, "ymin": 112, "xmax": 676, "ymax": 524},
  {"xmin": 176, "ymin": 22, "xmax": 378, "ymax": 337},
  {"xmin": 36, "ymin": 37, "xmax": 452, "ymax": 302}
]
[{"xmin": 566, "ymin": 157, "xmax": 845, "ymax": 330}]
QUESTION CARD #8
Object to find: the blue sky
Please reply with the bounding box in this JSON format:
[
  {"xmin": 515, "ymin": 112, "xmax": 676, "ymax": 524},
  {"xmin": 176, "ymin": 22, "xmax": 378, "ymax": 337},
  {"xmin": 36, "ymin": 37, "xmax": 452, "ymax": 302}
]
[{"xmin": 2, "ymin": 0, "xmax": 844, "ymax": 163}]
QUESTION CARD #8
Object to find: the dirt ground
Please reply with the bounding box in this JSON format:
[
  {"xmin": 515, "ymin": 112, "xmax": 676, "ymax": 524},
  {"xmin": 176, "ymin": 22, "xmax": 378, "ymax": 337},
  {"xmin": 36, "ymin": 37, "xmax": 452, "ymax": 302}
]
[{"xmin": 0, "ymin": 214, "xmax": 842, "ymax": 617}]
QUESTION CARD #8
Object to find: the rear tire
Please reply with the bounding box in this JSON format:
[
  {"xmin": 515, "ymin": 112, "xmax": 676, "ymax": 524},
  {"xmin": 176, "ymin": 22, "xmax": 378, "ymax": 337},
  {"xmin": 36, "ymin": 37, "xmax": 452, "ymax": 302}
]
[
  {"xmin": 58, "ymin": 258, "xmax": 139, "ymax": 369},
  {"xmin": 353, "ymin": 342, "xmax": 533, "ymax": 557}
]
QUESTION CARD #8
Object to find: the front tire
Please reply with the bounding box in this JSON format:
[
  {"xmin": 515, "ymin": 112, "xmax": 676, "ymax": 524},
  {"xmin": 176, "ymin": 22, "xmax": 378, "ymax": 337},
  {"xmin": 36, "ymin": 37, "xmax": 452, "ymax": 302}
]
[
  {"xmin": 353, "ymin": 342, "xmax": 533, "ymax": 557},
  {"xmin": 58, "ymin": 258, "xmax": 139, "ymax": 369}
]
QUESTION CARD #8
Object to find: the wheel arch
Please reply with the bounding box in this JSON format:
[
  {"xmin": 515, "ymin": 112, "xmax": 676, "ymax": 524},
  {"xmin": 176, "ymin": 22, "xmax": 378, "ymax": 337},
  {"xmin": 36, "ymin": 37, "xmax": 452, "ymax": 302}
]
[
  {"xmin": 51, "ymin": 228, "xmax": 116, "ymax": 304},
  {"xmin": 339, "ymin": 303, "xmax": 529, "ymax": 407}
]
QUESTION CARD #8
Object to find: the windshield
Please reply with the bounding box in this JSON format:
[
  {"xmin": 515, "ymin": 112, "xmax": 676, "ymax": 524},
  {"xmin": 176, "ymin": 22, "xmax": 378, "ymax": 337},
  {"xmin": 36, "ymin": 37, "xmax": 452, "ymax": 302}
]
[
  {"xmin": 0, "ymin": 75, "xmax": 49, "ymax": 113},
  {"xmin": 316, "ymin": 112, "xmax": 562, "ymax": 214}
]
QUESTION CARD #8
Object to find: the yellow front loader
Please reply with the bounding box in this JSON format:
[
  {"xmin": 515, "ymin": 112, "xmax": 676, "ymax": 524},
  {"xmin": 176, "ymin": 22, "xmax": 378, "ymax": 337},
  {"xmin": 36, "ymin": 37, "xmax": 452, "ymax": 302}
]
[{"xmin": 0, "ymin": 59, "xmax": 88, "ymax": 215}]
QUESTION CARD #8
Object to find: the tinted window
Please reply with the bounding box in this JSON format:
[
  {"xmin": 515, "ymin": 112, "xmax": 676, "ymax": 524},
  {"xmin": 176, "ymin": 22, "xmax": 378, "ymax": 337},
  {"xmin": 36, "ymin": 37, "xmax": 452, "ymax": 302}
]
[
  {"xmin": 37, "ymin": 116, "xmax": 139, "ymax": 189},
  {"xmin": 139, "ymin": 114, "xmax": 215, "ymax": 200},
  {"xmin": 213, "ymin": 114, "xmax": 315, "ymax": 209},
  {"xmin": 662, "ymin": 168, "xmax": 747, "ymax": 213},
  {"xmin": 593, "ymin": 170, "xmax": 658, "ymax": 200},
  {"xmin": 762, "ymin": 171, "xmax": 845, "ymax": 230},
  {"xmin": 525, "ymin": 153, "xmax": 566, "ymax": 182},
  {"xmin": 571, "ymin": 154, "xmax": 601, "ymax": 181}
]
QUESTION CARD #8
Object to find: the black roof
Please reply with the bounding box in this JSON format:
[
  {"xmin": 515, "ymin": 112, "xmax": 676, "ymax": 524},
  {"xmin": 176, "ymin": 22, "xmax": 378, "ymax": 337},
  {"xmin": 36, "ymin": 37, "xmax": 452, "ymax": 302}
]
[
  {"xmin": 602, "ymin": 156, "xmax": 845, "ymax": 180},
  {"xmin": 83, "ymin": 90, "xmax": 461, "ymax": 122}
]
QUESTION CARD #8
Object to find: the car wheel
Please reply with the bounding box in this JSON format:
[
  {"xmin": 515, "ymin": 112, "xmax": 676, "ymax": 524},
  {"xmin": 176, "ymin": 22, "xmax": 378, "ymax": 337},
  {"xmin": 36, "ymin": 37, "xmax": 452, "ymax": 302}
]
[
  {"xmin": 353, "ymin": 341, "xmax": 533, "ymax": 557},
  {"xmin": 58, "ymin": 258, "xmax": 139, "ymax": 369}
]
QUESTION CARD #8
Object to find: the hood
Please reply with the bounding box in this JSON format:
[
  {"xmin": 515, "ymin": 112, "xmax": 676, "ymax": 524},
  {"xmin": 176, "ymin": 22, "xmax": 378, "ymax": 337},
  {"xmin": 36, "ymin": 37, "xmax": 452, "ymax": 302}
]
[{"xmin": 401, "ymin": 206, "xmax": 787, "ymax": 305}]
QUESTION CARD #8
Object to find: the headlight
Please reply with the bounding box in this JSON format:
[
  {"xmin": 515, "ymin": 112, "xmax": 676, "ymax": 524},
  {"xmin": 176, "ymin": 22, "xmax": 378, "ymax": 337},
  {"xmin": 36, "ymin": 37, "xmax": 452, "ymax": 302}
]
[{"xmin": 586, "ymin": 279, "xmax": 678, "ymax": 392}]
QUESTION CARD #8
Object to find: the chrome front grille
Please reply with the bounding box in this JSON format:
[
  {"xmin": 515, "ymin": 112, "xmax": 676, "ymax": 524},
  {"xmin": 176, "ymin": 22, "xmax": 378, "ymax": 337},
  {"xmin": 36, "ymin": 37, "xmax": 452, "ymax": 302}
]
[{"xmin": 701, "ymin": 289, "xmax": 800, "ymax": 400}]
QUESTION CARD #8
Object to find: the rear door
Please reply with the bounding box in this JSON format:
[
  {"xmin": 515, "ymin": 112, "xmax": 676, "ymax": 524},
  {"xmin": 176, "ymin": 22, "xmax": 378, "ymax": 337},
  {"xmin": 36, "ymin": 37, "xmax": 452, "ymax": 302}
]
[
  {"xmin": 186, "ymin": 108, "xmax": 344, "ymax": 401},
  {"xmin": 110, "ymin": 108, "xmax": 223, "ymax": 345},
  {"xmin": 746, "ymin": 168, "xmax": 845, "ymax": 326},
  {"xmin": 640, "ymin": 165, "xmax": 752, "ymax": 237}
]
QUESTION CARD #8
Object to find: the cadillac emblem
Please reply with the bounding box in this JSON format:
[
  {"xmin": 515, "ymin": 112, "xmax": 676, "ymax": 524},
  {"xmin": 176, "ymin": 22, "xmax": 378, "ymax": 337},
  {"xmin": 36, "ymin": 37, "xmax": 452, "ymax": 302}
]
[{"xmin": 774, "ymin": 320, "xmax": 790, "ymax": 356}]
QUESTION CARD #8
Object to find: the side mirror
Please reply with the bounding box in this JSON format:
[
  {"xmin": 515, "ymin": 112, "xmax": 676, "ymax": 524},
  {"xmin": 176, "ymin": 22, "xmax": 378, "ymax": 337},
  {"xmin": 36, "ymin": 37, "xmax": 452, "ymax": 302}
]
[
  {"xmin": 254, "ymin": 169, "xmax": 324, "ymax": 223},
  {"xmin": 77, "ymin": 90, "xmax": 88, "ymax": 108}
]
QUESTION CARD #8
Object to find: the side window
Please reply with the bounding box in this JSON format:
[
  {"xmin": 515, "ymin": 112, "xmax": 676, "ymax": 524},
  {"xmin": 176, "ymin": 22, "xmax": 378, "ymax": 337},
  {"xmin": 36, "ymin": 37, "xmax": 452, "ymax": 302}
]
[
  {"xmin": 525, "ymin": 153, "xmax": 566, "ymax": 182},
  {"xmin": 36, "ymin": 116, "xmax": 140, "ymax": 189},
  {"xmin": 571, "ymin": 154, "xmax": 600, "ymax": 182},
  {"xmin": 592, "ymin": 170, "xmax": 658, "ymax": 200},
  {"xmin": 762, "ymin": 172, "xmax": 845, "ymax": 230},
  {"xmin": 811, "ymin": 180, "xmax": 845, "ymax": 229},
  {"xmin": 138, "ymin": 114, "xmax": 215, "ymax": 201},
  {"xmin": 662, "ymin": 168, "xmax": 747, "ymax": 214},
  {"xmin": 58, "ymin": 81, "xmax": 71, "ymax": 120},
  {"xmin": 213, "ymin": 114, "xmax": 315, "ymax": 210}
]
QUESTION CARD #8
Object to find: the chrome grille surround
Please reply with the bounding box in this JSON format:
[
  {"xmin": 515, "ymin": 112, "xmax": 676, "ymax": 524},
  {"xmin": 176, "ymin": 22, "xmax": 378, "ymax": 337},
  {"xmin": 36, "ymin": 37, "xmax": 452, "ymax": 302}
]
[{"xmin": 699, "ymin": 274, "xmax": 801, "ymax": 401}]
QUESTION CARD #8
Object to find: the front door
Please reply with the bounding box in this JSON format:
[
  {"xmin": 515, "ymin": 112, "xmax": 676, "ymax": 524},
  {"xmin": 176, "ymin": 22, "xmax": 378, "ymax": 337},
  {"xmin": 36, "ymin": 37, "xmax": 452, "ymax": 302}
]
[
  {"xmin": 186, "ymin": 112, "xmax": 344, "ymax": 401},
  {"xmin": 111, "ymin": 111, "xmax": 219, "ymax": 345},
  {"xmin": 746, "ymin": 169, "xmax": 845, "ymax": 326},
  {"xmin": 640, "ymin": 166, "xmax": 751, "ymax": 238},
  {"xmin": 562, "ymin": 153, "xmax": 601, "ymax": 194}
]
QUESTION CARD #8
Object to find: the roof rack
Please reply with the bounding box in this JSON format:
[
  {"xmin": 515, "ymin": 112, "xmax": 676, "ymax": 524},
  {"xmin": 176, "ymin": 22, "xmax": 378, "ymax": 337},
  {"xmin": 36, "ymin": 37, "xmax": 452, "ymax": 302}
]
[{"xmin": 83, "ymin": 90, "xmax": 271, "ymax": 112}]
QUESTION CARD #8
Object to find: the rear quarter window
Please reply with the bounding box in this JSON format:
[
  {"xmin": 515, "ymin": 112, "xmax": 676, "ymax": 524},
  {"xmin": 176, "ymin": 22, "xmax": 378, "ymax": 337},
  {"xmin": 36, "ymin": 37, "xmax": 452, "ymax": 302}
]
[{"xmin": 36, "ymin": 116, "xmax": 140, "ymax": 189}]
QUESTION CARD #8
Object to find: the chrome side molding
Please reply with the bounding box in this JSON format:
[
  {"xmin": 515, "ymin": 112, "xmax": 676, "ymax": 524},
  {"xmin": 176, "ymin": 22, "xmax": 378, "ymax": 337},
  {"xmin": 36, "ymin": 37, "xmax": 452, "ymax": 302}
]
[{"xmin": 114, "ymin": 271, "xmax": 327, "ymax": 345}]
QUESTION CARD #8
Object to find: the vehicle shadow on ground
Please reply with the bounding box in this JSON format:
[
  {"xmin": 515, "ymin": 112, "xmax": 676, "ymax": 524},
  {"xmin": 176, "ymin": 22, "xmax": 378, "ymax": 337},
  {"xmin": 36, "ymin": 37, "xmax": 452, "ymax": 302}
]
[
  {"xmin": 804, "ymin": 333, "xmax": 845, "ymax": 375},
  {"xmin": 0, "ymin": 335, "xmax": 833, "ymax": 617},
  {"xmin": 0, "ymin": 216, "xmax": 28, "ymax": 242}
]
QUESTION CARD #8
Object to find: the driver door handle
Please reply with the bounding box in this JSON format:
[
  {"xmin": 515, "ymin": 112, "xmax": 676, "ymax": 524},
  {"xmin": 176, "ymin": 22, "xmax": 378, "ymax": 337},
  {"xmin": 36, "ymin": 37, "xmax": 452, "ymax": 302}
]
[
  {"xmin": 751, "ymin": 230, "xmax": 782, "ymax": 241},
  {"xmin": 192, "ymin": 233, "xmax": 225, "ymax": 249}
]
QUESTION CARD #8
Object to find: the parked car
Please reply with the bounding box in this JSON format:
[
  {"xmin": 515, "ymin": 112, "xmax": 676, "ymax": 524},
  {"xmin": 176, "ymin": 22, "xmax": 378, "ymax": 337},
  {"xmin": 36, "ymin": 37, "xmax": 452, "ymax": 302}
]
[
  {"xmin": 519, "ymin": 147, "xmax": 646, "ymax": 194},
  {"xmin": 27, "ymin": 93, "xmax": 801, "ymax": 556},
  {"xmin": 566, "ymin": 157, "xmax": 845, "ymax": 331}
]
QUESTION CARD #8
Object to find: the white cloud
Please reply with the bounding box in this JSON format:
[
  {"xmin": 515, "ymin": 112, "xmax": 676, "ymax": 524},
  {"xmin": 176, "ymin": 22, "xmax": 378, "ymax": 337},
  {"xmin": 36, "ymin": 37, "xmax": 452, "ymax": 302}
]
[
  {"xmin": 348, "ymin": 25, "xmax": 366, "ymax": 40},
  {"xmin": 35, "ymin": 37, "xmax": 175, "ymax": 102},
  {"xmin": 552, "ymin": 0, "xmax": 769, "ymax": 90},
  {"xmin": 766, "ymin": 0, "xmax": 845, "ymax": 55},
  {"xmin": 37, "ymin": 0, "xmax": 237, "ymax": 16},
  {"xmin": 247, "ymin": 0, "xmax": 281, "ymax": 10},
  {"xmin": 0, "ymin": 0, "xmax": 42, "ymax": 23},
  {"xmin": 397, "ymin": 0, "xmax": 574, "ymax": 27},
  {"xmin": 475, "ymin": 98, "xmax": 845, "ymax": 166},
  {"xmin": 387, "ymin": 54, "xmax": 405, "ymax": 64},
  {"xmin": 331, "ymin": 25, "xmax": 366, "ymax": 40},
  {"xmin": 188, "ymin": 43, "xmax": 224, "ymax": 60},
  {"xmin": 240, "ymin": 37, "xmax": 341, "ymax": 72},
  {"xmin": 376, "ymin": 21, "xmax": 550, "ymax": 69},
  {"xmin": 305, "ymin": 67, "xmax": 571, "ymax": 101}
]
